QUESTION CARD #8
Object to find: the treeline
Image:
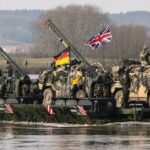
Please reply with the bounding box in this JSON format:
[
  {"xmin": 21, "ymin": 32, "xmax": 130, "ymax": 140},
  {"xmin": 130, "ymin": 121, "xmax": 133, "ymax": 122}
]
[
  {"xmin": 0, "ymin": 10, "xmax": 44, "ymax": 43},
  {"xmin": 31, "ymin": 5, "xmax": 150, "ymax": 61},
  {"xmin": 0, "ymin": 9, "xmax": 150, "ymax": 45},
  {"xmin": 109, "ymin": 11, "xmax": 150, "ymax": 27}
]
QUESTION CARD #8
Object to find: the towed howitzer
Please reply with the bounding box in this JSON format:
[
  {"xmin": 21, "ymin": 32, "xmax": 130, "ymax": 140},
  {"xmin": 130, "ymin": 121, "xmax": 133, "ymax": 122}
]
[{"xmin": 39, "ymin": 19, "xmax": 113, "ymax": 107}]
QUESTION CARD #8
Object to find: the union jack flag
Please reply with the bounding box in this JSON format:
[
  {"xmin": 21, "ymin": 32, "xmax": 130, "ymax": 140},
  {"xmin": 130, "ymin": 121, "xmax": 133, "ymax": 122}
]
[
  {"xmin": 5, "ymin": 104, "xmax": 14, "ymax": 114},
  {"xmin": 85, "ymin": 26, "xmax": 112, "ymax": 49},
  {"xmin": 46, "ymin": 105, "xmax": 55, "ymax": 115},
  {"xmin": 77, "ymin": 106, "xmax": 87, "ymax": 116}
]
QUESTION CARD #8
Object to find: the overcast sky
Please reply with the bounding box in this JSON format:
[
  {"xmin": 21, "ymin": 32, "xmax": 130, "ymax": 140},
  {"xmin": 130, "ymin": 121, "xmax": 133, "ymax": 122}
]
[{"xmin": 0, "ymin": 0, "xmax": 150, "ymax": 13}]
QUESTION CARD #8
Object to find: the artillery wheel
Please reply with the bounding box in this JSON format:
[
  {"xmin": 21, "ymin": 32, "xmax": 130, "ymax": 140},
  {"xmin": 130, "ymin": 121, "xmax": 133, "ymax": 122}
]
[
  {"xmin": 76, "ymin": 90, "xmax": 86, "ymax": 98},
  {"xmin": 114, "ymin": 90, "xmax": 124, "ymax": 107},
  {"xmin": 43, "ymin": 88, "xmax": 53, "ymax": 106}
]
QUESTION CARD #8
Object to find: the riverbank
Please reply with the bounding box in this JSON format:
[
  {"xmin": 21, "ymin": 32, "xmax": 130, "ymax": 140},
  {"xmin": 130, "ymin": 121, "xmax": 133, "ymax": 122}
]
[{"xmin": 1, "ymin": 104, "xmax": 150, "ymax": 126}]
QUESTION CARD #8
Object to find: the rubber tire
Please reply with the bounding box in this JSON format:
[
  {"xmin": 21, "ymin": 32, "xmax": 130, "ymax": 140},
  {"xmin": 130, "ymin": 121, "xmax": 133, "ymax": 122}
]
[
  {"xmin": 42, "ymin": 88, "xmax": 53, "ymax": 106},
  {"xmin": 114, "ymin": 90, "xmax": 124, "ymax": 108}
]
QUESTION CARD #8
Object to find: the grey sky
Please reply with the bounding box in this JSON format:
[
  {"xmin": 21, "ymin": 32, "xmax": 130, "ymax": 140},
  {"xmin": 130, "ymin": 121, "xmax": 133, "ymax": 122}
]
[{"xmin": 0, "ymin": 0, "xmax": 150, "ymax": 13}]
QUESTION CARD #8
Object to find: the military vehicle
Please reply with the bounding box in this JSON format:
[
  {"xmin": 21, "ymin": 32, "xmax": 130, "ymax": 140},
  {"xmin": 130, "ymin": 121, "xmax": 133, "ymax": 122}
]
[
  {"xmin": 111, "ymin": 59, "xmax": 150, "ymax": 107},
  {"xmin": 38, "ymin": 19, "xmax": 113, "ymax": 106},
  {"xmin": 0, "ymin": 47, "xmax": 42, "ymax": 104}
]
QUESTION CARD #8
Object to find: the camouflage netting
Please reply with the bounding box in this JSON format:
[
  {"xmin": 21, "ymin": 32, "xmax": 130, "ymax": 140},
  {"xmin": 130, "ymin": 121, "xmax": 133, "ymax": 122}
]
[{"xmin": 0, "ymin": 104, "xmax": 92, "ymax": 125}]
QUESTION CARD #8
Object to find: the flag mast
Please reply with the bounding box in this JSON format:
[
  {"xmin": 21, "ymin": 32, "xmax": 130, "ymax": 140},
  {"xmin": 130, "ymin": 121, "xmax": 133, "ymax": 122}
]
[{"xmin": 46, "ymin": 19, "xmax": 97, "ymax": 78}]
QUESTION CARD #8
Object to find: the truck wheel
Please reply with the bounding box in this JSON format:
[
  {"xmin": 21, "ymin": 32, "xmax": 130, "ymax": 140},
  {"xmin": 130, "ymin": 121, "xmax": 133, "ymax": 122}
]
[
  {"xmin": 115, "ymin": 90, "xmax": 124, "ymax": 107},
  {"xmin": 42, "ymin": 88, "xmax": 53, "ymax": 107},
  {"xmin": 76, "ymin": 90, "xmax": 85, "ymax": 98}
]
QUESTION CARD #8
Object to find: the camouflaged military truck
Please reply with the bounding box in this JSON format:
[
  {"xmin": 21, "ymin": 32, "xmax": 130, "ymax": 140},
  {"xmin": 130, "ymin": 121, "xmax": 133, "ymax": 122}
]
[
  {"xmin": 111, "ymin": 59, "xmax": 150, "ymax": 107},
  {"xmin": 38, "ymin": 62, "xmax": 112, "ymax": 106},
  {"xmin": 0, "ymin": 47, "xmax": 42, "ymax": 104},
  {"xmin": 38, "ymin": 20, "xmax": 113, "ymax": 106}
]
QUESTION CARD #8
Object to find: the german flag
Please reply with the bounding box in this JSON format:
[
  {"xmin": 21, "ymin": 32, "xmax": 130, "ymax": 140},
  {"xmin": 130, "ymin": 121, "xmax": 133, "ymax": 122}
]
[{"xmin": 54, "ymin": 49, "xmax": 70, "ymax": 66}]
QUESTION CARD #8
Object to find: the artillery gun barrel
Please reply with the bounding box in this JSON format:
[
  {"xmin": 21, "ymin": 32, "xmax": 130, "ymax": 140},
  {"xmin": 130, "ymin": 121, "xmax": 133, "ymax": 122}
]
[
  {"xmin": 0, "ymin": 47, "xmax": 25, "ymax": 77},
  {"xmin": 47, "ymin": 19, "xmax": 97, "ymax": 78}
]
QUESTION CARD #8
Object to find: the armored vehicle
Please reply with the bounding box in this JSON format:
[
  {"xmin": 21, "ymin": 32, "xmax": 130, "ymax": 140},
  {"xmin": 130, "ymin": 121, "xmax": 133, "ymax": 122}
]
[
  {"xmin": 0, "ymin": 47, "xmax": 42, "ymax": 104},
  {"xmin": 111, "ymin": 59, "xmax": 150, "ymax": 107},
  {"xmin": 38, "ymin": 19, "xmax": 113, "ymax": 106}
]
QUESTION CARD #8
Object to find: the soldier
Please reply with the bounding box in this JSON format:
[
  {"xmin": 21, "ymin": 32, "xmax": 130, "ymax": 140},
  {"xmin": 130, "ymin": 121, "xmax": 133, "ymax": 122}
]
[
  {"xmin": 70, "ymin": 64, "xmax": 83, "ymax": 98},
  {"xmin": 140, "ymin": 45, "xmax": 150, "ymax": 66},
  {"xmin": 50, "ymin": 61, "xmax": 56, "ymax": 71},
  {"xmin": 5, "ymin": 61, "xmax": 13, "ymax": 91},
  {"xmin": 119, "ymin": 66, "xmax": 130, "ymax": 107},
  {"xmin": 130, "ymin": 66, "xmax": 141, "ymax": 93},
  {"xmin": 25, "ymin": 60, "xmax": 28, "ymax": 68},
  {"xmin": 6, "ymin": 61, "xmax": 13, "ymax": 77},
  {"xmin": 54, "ymin": 65, "xmax": 68, "ymax": 80}
]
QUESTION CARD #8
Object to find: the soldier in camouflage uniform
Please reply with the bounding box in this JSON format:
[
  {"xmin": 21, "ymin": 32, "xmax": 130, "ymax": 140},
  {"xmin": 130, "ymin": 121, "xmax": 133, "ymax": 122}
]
[
  {"xmin": 140, "ymin": 45, "xmax": 150, "ymax": 66},
  {"xmin": 70, "ymin": 63, "xmax": 84, "ymax": 98},
  {"xmin": 130, "ymin": 66, "xmax": 141, "ymax": 93},
  {"xmin": 119, "ymin": 65, "xmax": 130, "ymax": 107},
  {"xmin": 6, "ymin": 61, "xmax": 13, "ymax": 77}
]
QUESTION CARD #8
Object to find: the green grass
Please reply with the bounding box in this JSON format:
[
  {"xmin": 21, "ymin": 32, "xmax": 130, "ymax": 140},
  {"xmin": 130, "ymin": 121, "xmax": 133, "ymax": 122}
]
[{"xmin": 0, "ymin": 104, "xmax": 92, "ymax": 124}]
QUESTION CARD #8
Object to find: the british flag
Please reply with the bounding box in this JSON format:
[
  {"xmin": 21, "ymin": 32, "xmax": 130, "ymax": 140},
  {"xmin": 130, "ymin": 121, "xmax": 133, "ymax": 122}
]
[
  {"xmin": 85, "ymin": 26, "xmax": 112, "ymax": 49},
  {"xmin": 46, "ymin": 105, "xmax": 55, "ymax": 115},
  {"xmin": 5, "ymin": 104, "xmax": 14, "ymax": 114},
  {"xmin": 77, "ymin": 106, "xmax": 87, "ymax": 116}
]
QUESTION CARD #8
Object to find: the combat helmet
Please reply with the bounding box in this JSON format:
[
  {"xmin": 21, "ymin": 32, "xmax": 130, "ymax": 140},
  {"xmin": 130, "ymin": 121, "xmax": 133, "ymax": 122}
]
[{"xmin": 143, "ymin": 45, "xmax": 148, "ymax": 50}]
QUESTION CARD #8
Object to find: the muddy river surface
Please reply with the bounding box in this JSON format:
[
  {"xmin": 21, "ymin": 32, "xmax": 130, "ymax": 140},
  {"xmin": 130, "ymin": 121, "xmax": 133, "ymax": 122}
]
[{"xmin": 1, "ymin": 123, "xmax": 150, "ymax": 150}]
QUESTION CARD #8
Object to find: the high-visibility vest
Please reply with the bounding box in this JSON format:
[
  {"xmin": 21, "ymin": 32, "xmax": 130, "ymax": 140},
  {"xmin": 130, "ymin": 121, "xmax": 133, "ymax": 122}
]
[
  {"xmin": 71, "ymin": 76, "xmax": 81, "ymax": 85},
  {"xmin": 70, "ymin": 71, "xmax": 82, "ymax": 85}
]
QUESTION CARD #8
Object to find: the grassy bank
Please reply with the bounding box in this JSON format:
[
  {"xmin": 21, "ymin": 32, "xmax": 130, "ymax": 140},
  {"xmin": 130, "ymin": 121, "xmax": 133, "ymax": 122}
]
[{"xmin": 0, "ymin": 104, "xmax": 92, "ymax": 125}]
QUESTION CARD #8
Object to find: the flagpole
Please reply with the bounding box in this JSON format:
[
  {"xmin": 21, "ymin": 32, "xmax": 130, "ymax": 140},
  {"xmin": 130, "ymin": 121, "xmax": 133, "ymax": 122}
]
[{"xmin": 46, "ymin": 20, "xmax": 97, "ymax": 78}]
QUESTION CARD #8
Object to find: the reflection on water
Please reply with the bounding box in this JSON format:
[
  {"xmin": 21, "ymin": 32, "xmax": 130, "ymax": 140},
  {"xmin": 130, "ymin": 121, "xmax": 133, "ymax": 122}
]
[{"xmin": 1, "ymin": 123, "xmax": 150, "ymax": 150}]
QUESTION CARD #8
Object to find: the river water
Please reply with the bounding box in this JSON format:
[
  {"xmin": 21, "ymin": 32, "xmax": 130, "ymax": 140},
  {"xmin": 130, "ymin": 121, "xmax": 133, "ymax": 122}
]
[{"xmin": 1, "ymin": 123, "xmax": 150, "ymax": 150}]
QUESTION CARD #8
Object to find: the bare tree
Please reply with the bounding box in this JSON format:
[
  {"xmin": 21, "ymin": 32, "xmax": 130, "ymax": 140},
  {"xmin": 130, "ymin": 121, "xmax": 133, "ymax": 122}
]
[
  {"xmin": 108, "ymin": 25, "xmax": 148, "ymax": 60},
  {"xmin": 31, "ymin": 5, "xmax": 109, "ymax": 58},
  {"xmin": 31, "ymin": 4, "xmax": 150, "ymax": 66}
]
